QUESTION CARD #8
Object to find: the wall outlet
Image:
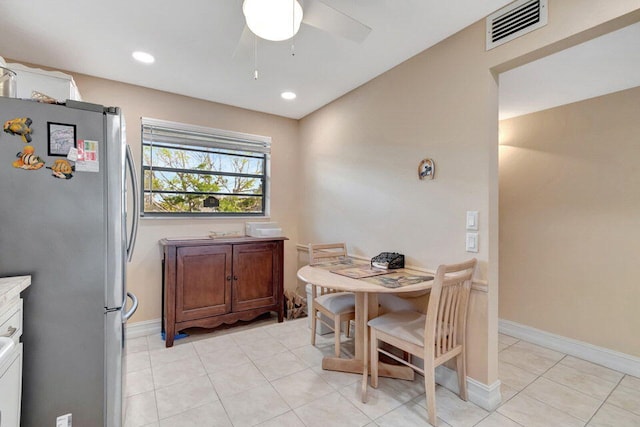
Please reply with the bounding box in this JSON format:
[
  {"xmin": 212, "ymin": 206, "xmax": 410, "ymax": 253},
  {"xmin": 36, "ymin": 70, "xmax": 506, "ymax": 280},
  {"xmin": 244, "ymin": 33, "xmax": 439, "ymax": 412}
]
[{"xmin": 56, "ymin": 413, "xmax": 72, "ymax": 427}]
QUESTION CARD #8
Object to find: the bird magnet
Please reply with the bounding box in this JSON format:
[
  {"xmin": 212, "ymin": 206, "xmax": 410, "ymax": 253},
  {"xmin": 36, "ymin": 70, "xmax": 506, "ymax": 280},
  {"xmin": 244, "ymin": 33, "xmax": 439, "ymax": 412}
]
[
  {"xmin": 47, "ymin": 159, "xmax": 74, "ymax": 179},
  {"xmin": 3, "ymin": 117, "xmax": 33, "ymax": 143},
  {"xmin": 13, "ymin": 145, "xmax": 45, "ymax": 170}
]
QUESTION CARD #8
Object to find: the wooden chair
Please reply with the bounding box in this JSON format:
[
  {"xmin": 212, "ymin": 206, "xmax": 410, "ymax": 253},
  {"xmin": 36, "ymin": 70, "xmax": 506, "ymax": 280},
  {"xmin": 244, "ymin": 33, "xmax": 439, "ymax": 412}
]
[
  {"xmin": 308, "ymin": 243, "xmax": 356, "ymax": 357},
  {"xmin": 368, "ymin": 258, "xmax": 477, "ymax": 426}
]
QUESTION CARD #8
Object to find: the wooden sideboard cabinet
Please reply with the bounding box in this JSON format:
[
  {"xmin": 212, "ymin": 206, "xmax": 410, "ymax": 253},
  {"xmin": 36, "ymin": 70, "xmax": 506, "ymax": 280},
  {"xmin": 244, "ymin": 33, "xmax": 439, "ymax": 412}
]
[{"xmin": 160, "ymin": 237, "xmax": 287, "ymax": 347}]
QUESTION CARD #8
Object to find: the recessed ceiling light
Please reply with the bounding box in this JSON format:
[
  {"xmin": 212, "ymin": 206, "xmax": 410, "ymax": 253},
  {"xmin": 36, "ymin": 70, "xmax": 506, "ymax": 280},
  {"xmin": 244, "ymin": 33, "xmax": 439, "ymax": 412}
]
[
  {"xmin": 132, "ymin": 51, "xmax": 155, "ymax": 64},
  {"xmin": 281, "ymin": 91, "xmax": 296, "ymax": 100}
]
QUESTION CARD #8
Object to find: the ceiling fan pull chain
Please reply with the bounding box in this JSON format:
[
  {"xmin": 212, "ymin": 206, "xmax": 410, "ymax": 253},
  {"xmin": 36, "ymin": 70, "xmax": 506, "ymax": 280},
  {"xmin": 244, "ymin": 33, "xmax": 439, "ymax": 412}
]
[
  {"xmin": 254, "ymin": 34, "xmax": 259, "ymax": 80},
  {"xmin": 291, "ymin": 0, "xmax": 296, "ymax": 56}
]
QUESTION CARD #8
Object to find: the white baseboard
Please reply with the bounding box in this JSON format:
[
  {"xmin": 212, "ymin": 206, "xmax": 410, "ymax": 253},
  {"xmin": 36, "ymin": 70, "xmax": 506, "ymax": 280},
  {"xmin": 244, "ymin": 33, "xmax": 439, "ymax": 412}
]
[
  {"xmin": 126, "ymin": 318, "xmax": 162, "ymax": 339},
  {"xmin": 435, "ymin": 366, "xmax": 502, "ymax": 411},
  {"xmin": 499, "ymin": 319, "xmax": 640, "ymax": 378}
]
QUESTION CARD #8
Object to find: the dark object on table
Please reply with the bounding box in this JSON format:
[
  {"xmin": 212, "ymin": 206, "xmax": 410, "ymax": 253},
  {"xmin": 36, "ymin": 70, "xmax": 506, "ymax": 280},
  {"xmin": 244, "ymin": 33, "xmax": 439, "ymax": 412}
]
[{"xmin": 371, "ymin": 252, "xmax": 405, "ymax": 269}]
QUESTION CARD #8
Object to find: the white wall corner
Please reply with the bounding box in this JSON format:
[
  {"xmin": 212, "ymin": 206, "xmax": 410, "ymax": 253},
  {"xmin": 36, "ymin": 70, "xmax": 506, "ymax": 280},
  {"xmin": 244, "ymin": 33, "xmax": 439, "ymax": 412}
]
[
  {"xmin": 435, "ymin": 365, "xmax": 502, "ymax": 411},
  {"xmin": 499, "ymin": 319, "xmax": 640, "ymax": 378},
  {"xmin": 126, "ymin": 318, "xmax": 162, "ymax": 339}
]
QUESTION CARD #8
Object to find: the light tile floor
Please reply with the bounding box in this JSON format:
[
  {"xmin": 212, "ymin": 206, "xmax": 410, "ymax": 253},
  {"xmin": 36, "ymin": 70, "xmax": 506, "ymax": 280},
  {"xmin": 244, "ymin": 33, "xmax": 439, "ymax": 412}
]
[{"xmin": 124, "ymin": 316, "xmax": 640, "ymax": 427}]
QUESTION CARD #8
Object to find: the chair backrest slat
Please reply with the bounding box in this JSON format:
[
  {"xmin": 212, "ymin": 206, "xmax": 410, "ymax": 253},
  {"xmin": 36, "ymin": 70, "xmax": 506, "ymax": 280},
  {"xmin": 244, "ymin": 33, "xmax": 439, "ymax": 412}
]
[
  {"xmin": 308, "ymin": 243, "xmax": 348, "ymax": 294},
  {"xmin": 444, "ymin": 285, "xmax": 455, "ymax": 353},
  {"xmin": 424, "ymin": 258, "xmax": 477, "ymax": 358},
  {"xmin": 308, "ymin": 243, "xmax": 347, "ymax": 266},
  {"xmin": 451, "ymin": 285, "xmax": 460, "ymax": 348}
]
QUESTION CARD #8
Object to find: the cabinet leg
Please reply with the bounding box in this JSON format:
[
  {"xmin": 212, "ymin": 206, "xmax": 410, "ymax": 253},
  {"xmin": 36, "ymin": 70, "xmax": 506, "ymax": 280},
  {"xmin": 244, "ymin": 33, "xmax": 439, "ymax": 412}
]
[
  {"xmin": 165, "ymin": 324, "xmax": 175, "ymax": 348},
  {"xmin": 278, "ymin": 306, "xmax": 284, "ymax": 323}
]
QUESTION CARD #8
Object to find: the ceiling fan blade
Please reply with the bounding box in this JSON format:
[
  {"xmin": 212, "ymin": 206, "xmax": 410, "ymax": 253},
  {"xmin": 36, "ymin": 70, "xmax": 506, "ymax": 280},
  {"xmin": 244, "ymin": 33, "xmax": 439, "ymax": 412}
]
[
  {"xmin": 232, "ymin": 24, "xmax": 254, "ymax": 60},
  {"xmin": 302, "ymin": 0, "xmax": 371, "ymax": 43}
]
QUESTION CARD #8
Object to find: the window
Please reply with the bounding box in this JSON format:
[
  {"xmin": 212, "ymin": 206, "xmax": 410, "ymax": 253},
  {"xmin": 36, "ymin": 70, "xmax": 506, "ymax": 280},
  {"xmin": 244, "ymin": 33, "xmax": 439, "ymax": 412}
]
[{"xmin": 141, "ymin": 118, "xmax": 270, "ymax": 217}]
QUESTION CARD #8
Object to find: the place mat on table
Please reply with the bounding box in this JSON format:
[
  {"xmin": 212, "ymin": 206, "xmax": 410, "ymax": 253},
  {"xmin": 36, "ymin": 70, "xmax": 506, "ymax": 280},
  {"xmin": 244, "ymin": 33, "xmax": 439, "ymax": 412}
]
[
  {"xmin": 330, "ymin": 266, "xmax": 392, "ymax": 279},
  {"xmin": 313, "ymin": 257, "xmax": 367, "ymax": 270},
  {"xmin": 362, "ymin": 272, "xmax": 434, "ymax": 289}
]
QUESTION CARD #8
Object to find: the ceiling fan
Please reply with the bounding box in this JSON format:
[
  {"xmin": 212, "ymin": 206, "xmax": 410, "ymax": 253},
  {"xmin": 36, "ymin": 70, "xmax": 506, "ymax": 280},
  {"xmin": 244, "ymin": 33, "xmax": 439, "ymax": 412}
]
[{"xmin": 234, "ymin": 0, "xmax": 372, "ymax": 60}]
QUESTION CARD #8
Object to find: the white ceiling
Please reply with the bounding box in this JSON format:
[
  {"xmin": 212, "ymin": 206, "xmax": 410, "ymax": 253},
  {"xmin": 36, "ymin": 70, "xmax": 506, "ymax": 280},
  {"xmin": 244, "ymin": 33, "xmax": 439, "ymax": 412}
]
[
  {"xmin": 0, "ymin": 0, "xmax": 512, "ymax": 119},
  {"xmin": 499, "ymin": 21, "xmax": 640, "ymax": 120}
]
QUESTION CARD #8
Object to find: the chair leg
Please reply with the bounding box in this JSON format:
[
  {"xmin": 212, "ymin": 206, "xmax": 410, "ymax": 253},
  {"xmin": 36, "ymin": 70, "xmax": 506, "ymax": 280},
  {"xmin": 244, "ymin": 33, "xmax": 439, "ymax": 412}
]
[
  {"xmin": 424, "ymin": 363, "xmax": 438, "ymax": 426},
  {"xmin": 345, "ymin": 319, "xmax": 351, "ymax": 338},
  {"xmin": 456, "ymin": 350, "xmax": 468, "ymax": 401},
  {"xmin": 310, "ymin": 306, "xmax": 317, "ymax": 346},
  {"xmin": 334, "ymin": 315, "xmax": 341, "ymax": 357},
  {"xmin": 370, "ymin": 330, "xmax": 379, "ymax": 389}
]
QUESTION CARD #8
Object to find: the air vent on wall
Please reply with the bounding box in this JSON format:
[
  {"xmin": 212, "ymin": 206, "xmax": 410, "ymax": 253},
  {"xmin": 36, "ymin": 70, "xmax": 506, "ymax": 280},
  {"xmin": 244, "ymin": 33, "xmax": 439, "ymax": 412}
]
[{"xmin": 486, "ymin": 0, "xmax": 547, "ymax": 50}]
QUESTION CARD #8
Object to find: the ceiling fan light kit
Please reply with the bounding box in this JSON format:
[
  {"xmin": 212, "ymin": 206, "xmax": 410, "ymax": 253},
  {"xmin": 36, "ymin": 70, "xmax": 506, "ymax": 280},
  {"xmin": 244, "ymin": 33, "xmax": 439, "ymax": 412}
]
[{"xmin": 242, "ymin": 0, "xmax": 303, "ymax": 41}]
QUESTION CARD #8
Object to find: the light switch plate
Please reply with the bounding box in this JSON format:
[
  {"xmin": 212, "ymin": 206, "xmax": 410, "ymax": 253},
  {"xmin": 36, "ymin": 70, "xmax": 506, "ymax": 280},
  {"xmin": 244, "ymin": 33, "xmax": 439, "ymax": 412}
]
[
  {"xmin": 466, "ymin": 232, "xmax": 478, "ymax": 253},
  {"xmin": 466, "ymin": 211, "xmax": 478, "ymax": 230}
]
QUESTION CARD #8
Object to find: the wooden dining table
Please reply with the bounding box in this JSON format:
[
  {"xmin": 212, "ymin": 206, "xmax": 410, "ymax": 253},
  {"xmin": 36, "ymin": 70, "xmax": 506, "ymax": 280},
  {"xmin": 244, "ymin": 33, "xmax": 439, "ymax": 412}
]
[{"xmin": 297, "ymin": 258, "xmax": 434, "ymax": 401}]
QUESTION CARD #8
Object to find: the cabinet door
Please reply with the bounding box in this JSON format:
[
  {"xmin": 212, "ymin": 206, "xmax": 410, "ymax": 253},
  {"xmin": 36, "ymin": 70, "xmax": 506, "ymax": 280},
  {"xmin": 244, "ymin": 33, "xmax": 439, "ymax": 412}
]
[
  {"xmin": 176, "ymin": 245, "xmax": 232, "ymax": 322},
  {"xmin": 232, "ymin": 242, "xmax": 281, "ymax": 312}
]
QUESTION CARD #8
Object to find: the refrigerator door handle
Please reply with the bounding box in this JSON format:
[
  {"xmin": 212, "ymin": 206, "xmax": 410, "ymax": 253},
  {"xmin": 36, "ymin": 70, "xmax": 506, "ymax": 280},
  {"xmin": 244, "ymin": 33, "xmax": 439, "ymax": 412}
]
[
  {"xmin": 123, "ymin": 292, "xmax": 139, "ymax": 322},
  {"xmin": 125, "ymin": 144, "xmax": 140, "ymax": 262}
]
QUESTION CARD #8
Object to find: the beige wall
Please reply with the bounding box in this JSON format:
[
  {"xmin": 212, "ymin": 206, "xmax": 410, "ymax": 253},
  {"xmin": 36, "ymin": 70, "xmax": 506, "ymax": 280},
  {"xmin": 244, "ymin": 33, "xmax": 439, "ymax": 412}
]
[
  {"xmin": 71, "ymin": 74, "xmax": 300, "ymax": 324},
  {"xmin": 499, "ymin": 86, "xmax": 640, "ymax": 357},
  {"xmin": 298, "ymin": 1, "xmax": 640, "ymax": 385}
]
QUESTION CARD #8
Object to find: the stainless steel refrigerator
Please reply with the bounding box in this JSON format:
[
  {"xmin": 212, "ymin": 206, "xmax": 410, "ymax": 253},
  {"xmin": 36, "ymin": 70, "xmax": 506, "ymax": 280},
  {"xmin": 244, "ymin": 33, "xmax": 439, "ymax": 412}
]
[{"xmin": 0, "ymin": 96, "xmax": 139, "ymax": 426}]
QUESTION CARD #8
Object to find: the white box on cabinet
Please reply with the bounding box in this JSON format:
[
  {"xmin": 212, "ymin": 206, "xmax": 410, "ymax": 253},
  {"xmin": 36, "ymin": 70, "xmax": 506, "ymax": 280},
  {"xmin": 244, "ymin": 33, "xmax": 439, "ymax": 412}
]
[{"xmin": 245, "ymin": 221, "xmax": 282, "ymax": 237}]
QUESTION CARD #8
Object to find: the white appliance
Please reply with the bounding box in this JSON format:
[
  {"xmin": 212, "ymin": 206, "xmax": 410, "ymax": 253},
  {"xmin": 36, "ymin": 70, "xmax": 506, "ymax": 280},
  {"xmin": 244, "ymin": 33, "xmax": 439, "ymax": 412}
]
[
  {"xmin": 0, "ymin": 97, "xmax": 139, "ymax": 426},
  {"xmin": 6, "ymin": 62, "xmax": 82, "ymax": 101}
]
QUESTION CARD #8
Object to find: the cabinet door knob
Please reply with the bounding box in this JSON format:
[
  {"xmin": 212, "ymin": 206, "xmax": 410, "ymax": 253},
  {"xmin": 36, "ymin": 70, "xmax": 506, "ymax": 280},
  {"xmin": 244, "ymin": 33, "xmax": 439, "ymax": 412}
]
[
  {"xmin": 226, "ymin": 275, "xmax": 232, "ymax": 281},
  {"xmin": 233, "ymin": 276, "xmax": 238, "ymax": 281}
]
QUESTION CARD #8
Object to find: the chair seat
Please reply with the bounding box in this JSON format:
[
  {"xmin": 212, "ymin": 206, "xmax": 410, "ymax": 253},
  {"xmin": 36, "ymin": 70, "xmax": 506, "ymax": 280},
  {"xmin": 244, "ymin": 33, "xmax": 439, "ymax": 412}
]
[
  {"xmin": 368, "ymin": 310, "xmax": 426, "ymax": 347},
  {"xmin": 368, "ymin": 310, "xmax": 456, "ymax": 348},
  {"xmin": 378, "ymin": 294, "xmax": 416, "ymax": 312},
  {"xmin": 315, "ymin": 292, "xmax": 356, "ymax": 315}
]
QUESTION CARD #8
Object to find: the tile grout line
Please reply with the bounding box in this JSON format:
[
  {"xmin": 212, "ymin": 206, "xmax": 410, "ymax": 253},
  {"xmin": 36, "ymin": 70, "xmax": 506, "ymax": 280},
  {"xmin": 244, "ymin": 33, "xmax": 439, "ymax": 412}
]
[
  {"xmin": 257, "ymin": 324, "xmax": 352, "ymax": 427},
  {"xmin": 605, "ymin": 376, "xmax": 640, "ymax": 418},
  {"xmin": 506, "ymin": 353, "xmax": 588, "ymax": 424},
  {"xmin": 483, "ymin": 339, "xmax": 526, "ymax": 427},
  {"xmin": 261, "ymin": 321, "xmax": 317, "ymax": 427},
  {"xmin": 497, "ymin": 338, "xmax": 567, "ymax": 425},
  {"xmin": 247, "ymin": 348, "xmax": 296, "ymax": 427},
  {"xmin": 197, "ymin": 346, "xmax": 227, "ymax": 426},
  {"xmin": 541, "ymin": 359, "xmax": 620, "ymax": 399},
  {"xmin": 146, "ymin": 334, "xmax": 161, "ymax": 427},
  {"xmin": 213, "ymin": 320, "xmax": 316, "ymax": 426},
  {"xmin": 503, "ymin": 346, "xmax": 631, "ymax": 426},
  {"xmin": 216, "ymin": 335, "xmax": 244, "ymax": 425},
  {"xmin": 162, "ymin": 336, "xmax": 228, "ymax": 425},
  {"xmin": 583, "ymin": 374, "xmax": 627, "ymax": 426}
]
